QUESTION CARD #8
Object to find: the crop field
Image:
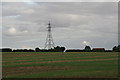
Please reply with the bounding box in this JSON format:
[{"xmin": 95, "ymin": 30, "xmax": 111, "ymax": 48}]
[{"xmin": 2, "ymin": 52, "xmax": 118, "ymax": 78}]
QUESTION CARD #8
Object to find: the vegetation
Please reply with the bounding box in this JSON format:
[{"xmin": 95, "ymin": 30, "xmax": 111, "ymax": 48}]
[
  {"xmin": 113, "ymin": 45, "xmax": 120, "ymax": 52},
  {"xmin": 1, "ymin": 45, "xmax": 120, "ymax": 52},
  {"xmin": 2, "ymin": 52, "xmax": 118, "ymax": 78}
]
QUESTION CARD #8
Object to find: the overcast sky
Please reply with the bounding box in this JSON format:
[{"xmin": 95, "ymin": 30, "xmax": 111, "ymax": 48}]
[{"xmin": 1, "ymin": 2, "xmax": 118, "ymax": 50}]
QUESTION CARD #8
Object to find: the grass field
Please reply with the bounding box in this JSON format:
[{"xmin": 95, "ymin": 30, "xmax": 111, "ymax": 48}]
[{"xmin": 2, "ymin": 52, "xmax": 118, "ymax": 78}]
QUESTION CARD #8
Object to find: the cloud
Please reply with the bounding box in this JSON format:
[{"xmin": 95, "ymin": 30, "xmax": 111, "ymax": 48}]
[
  {"xmin": 8, "ymin": 27, "xmax": 17, "ymax": 35},
  {"xmin": 82, "ymin": 41, "xmax": 90, "ymax": 46},
  {"xmin": 2, "ymin": 2, "xmax": 118, "ymax": 49},
  {"xmin": 21, "ymin": 45, "xmax": 32, "ymax": 49},
  {"xmin": 2, "ymin": 0, "xmax": 119, "ymax": 2}
]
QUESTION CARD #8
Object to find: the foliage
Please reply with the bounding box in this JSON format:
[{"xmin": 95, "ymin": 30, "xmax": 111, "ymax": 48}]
[
  {"xmin": 112, "ymin": 45, "xmax": 120, "ymax": 52},
  {"xmin": 84, "ymin": 46, "xmax": 91, "ymax": 52}
]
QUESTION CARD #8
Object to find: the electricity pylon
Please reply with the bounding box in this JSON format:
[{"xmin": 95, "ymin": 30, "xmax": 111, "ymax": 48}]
[{"xmin": 44, "ymin": 22, "xmax": 55, "ymax": 49}]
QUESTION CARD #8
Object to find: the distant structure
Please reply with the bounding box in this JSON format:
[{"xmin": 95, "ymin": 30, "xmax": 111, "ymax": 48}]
[{"xmin": 44, "ymin": 21, "xmax": 55, "ymax": 49}]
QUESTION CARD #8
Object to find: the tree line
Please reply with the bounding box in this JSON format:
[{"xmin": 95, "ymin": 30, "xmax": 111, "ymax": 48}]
[
  {"xmin": 0, "ymin": 46, "xmax": 65, "ymax": 52},
  {"xmin": 0, "ymin": 45, "xmax": 120, "ymax": 52}
]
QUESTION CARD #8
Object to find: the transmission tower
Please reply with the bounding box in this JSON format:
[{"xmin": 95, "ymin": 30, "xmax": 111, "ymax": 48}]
[{"xmin": 44, "ymin": 21, "xmax": 55, "ymax": 49}]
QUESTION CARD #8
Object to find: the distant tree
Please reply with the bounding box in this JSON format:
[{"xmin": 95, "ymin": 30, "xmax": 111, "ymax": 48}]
[
  {"xmin": 113, "ymin": 45, "xmax": 120, "ymax": 52},
  {"xmin": 0, "ymin": 50, "xmax": 1, "ymax": 52},
  {"xmin": 92, "ymin": 48, "xmax": 105, "ymax": 52},
  {"xmin": 65, "ymin": 49, "xmax": 84, "ymax": 52},
  {"xmin": 84, "ymin": 46, "xmax": 91, "ymax": 52},
  {"xmin": 29, "ymin": 49, "xmax": 35, "ymax": 52},
  {"xmin": 112, "ymin": 46, "xmax": 118, "ymax": 52},
  {"xmin": 54, "ymin": 46, "xmax": 65, "ymax": 52},
  {"xmin": 118, "ymin": 45, "xmax": 120, "ymax": 52},
  {"xmin": 35, "ymin": 47, "xmax": 41, "ymax": 52},
  {"xmin": 54, "ymin": 46, "xmax": 61, "ymax": 52},
  {"xmin": 2, "ymin": 48, "xmax": 12, "ymax": 52},
  {"xmin": 61, "ymin": 47, "xmax": 65, "ymax": 52}
]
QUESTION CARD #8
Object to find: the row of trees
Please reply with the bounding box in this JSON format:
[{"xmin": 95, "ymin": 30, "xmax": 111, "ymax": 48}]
[
  {"xmin": 64, "ymin": 45, "xmax": 119, "ymax": 52},
  {"xmin": 0, "ymin": 45, "xmax": 120, "ymax": 52},
  {"xmin": 84, "ymin": 45, "xmax": 120, "ymax": 52},
  {"xmin": 113, "ymin": 45, "xmax": 120, "ymax": 52},
  {"xmin": 66, "ymin": 46, "xmax": 105, "ymax": 52},
  {"xmin": 0, "ymin": 46, "xmax": 65, "ymax": 52},
  {"xmin": 35, "ymin": 46, "xmax": 65, "ymax": 52}
]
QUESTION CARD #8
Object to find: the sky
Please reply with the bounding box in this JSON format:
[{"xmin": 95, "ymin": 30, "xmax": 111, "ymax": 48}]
[{"xmin": 1, "ymin": 2, "xmax": 118, "ymax": 50}]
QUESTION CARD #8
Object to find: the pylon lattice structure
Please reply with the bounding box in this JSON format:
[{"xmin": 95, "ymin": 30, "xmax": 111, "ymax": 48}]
[{"xmin": 44, "ymin": 22, "xmax": 55, "ymax": 49}]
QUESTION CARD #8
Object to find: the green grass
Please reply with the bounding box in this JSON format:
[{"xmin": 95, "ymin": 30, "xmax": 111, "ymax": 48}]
[
  {"xmin": 2, "ymin": 52, "xmax": 118, "ymax": 78},
  {"xmin": 8, "ymin": 68, "xmax": 117, "ymax": 78}
]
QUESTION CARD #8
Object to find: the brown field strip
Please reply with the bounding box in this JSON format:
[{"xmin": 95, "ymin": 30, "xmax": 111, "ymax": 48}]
[
  {"xmin": 2, "ymin": 53, "xmax": 66, "ymax": 57},
  {"xmin": 3, "ymin": 52, "xmax": 118, "ymax": 58},
  {"xmin": 3, "ymin": 66, "xmax": 73, "ymax": 76},
  {"xmin": 3, "ymin": 55, "xmax": 118, "ymax": 63},
  {"xmin": 18, "ymin": 58, "xmax": 118, "ymax": 64},
  {"xmin": 3, "ymin": 58, "xmax": 117, "ymax": 66}
]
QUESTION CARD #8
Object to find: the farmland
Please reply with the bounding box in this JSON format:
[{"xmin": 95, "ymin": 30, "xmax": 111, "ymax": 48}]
[{"xmin": 2, "ymin": 52, "xmax": 118, "ymax": 78}]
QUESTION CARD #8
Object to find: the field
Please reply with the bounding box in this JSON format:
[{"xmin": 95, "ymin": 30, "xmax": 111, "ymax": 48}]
[{"xmin": 2, "ymin": 52, "xmax": 118, "ymax": 78}]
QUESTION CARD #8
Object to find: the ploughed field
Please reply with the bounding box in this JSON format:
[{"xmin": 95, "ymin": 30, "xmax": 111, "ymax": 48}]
[{"xmin": 2, "ymin": 52, "xmax": 118, "ymax": 78}]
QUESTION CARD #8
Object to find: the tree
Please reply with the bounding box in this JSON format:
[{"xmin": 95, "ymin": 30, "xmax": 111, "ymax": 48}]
[
  {"xmin": 118, "ymin": 45, "xmax": 120, "ymax": 52},
  {"xmin": 35, "ymin": 47, "xmax": 40, "ymax": 52},
  {"xmin": 2, "ymin": 48, "xmax": 12, "ymax": 52},
  {"xmin": 112, "ymin": 46, "xmax": 118, "ymax": 52},
  {"xmin": 54, "ymin": 46, "xmax": 65, "ymax": 52},
  {"xmin": 61, "ymin": 47, "xmax": 65, "ymax": 52},
  {"xmin": 84, "ymin": 46, "xmax": 91, "ymax": 52}
]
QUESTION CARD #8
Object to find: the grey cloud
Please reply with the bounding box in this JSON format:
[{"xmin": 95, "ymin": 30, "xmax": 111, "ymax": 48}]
[{"xmin": 2, "ymin": 2, "xmax": 118, "ymax": 49}]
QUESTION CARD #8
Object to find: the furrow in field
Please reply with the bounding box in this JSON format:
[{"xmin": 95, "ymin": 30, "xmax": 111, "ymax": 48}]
[
  {"xmin": 3, "ymin": 52, "xmax": 118, "ymax": 59},
  {"xmin": 3, "ymin": 66, "xmax": 73, "ymax": 77},
  {"xmin": 3, "ymin": 54, "xmax": 118, "ymax": 63},
  {"xmin": 3, "ymin": 58, "xmax": 117, "ymax": 66}
]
